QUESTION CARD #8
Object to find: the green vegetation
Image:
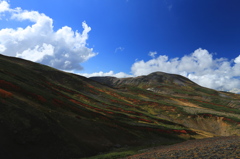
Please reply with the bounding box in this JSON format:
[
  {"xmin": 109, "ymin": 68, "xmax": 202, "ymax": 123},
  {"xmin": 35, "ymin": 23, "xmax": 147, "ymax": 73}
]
[
  {"xmin": 190, "ymin": 99, "xmax": 240, "ymax": 114},
  {"xmin": 1, "ymin": 54, "xmax": 240, "ymax": 159}
]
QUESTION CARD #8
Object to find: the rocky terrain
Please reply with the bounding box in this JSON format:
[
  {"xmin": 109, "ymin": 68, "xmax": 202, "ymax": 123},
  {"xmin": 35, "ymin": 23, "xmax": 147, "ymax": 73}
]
[
  {"xmin": 125, "ymin": 136, "xmax": 240, "ymax": 159},
  {"xmin": 0, "ymin": 54, "xmax": 240, "ymax": 158}
]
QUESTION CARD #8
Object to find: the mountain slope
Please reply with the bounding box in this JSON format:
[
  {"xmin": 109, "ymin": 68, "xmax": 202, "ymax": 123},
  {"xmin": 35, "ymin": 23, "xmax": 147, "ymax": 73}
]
[
  {"xmin": 91, "ymin": 73, "xmax": 240, "ymax": 136},
  {"xmin": 1, "ymin": 54, "xmax": 240, "ymax": 158}
]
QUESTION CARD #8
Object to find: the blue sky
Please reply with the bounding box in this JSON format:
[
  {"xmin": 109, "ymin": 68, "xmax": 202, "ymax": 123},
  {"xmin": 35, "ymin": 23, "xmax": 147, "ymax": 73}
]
[{"xmin": 1, "ymin": 0, "xmax": 240, "ymax": 92}]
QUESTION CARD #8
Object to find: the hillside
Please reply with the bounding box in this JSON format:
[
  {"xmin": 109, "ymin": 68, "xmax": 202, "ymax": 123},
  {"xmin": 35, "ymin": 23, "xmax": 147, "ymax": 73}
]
[
  {"xmin": 91, "ymin": 73, "xmax": 240, "ymax": 136},
  {"xmin": 1, "ymin": 54, "xmax": 240, "ymax": 158}
]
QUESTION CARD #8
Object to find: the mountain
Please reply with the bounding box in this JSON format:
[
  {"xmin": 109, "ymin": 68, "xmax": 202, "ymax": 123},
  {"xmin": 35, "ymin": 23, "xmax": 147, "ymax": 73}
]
[
  {"xmin": 0, "ymin": 54, "xmax": 240, "ymax": 158},
  {"xmin": 90, "ymin": 71, "xmax": 197, "ymax": 88}
]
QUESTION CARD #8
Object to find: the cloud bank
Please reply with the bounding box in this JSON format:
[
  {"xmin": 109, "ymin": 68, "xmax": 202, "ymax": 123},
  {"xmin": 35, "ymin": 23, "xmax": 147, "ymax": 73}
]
[
  {"xmin": 0, "ymin": 0, "xmax": 96, "ymax": 70},
  {"xmin": 84, "ymin": 48, "xmax": 240, "ymax": 92},
  {"xmin": 81, "ymin": 71, "xmax": 132, "ymax": 78},
  {"xmin": 132, "ymin": 48, "xmax": 240, "ymax": 91}
]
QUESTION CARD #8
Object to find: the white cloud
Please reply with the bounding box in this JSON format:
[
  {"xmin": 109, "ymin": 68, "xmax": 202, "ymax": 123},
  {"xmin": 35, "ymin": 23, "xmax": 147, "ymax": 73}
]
[
  {"xmin": 0, "ymin": 0, "xmax": 9, "ymax": 13},
  {"xmin": 234, "ymin": 55, "xmax": 240, "ymax": 64},
  {"xmin": 148, "ymin": 51, "xmax": 157, "ymax": 58},
  {"xmin": 0, "ymin": 1, "xmax": 97, "ymax": 70},
  {"xmin": 80, "ymin": 71, "xmax": 132, "ymax": 78},
  {"xmin": 131, "ymin": 48, "xmax": 240, "ymax": 91},
  {"xmin": 16, "ymin": 43, "xmax": 54, "ymax": 62},
  {"xmin": 0, "ymin": 44, "xmax": 6, "ymax": 52},
  {"xmin": 229, "ymin": 88, "xmax": 240, "ymax": 94}
]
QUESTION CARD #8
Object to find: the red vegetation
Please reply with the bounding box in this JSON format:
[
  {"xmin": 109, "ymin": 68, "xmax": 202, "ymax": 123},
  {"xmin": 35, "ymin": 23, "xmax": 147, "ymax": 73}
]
[
  {"xmin": 87, "ymin": 84, "xmax": 94, "ymax": 89},
  {"xmin": 33, "ymin": 94, "xmax": 46, "ymax": 103},
  {"xmin": 52, "ymin": 98, "xmax": 65, "ymax": 108},
  {"xmin": 88, "ymin": 89, "xmax": 99, "ymax": 95},
  {"xmin": 20, "ymin": 90, "xmax": 47, "ymax": 103},
  {"xmin": 194, "ymin": 99, "xmax": 227, "ymax": 108},
  {"xmin": 45, "ymin": 81, "xmax": 78, "ymax": 96},
  {"xmin": 108, "ymin": 106, "xmax": 143, "ymax": 116},
  {"xmin": 0, "ymin": 80, "xmax": 46, "ymax": 103},
  {"xmin": 0, "ymin": 80, "xmax": 20, "ymax": 91},
  {"xmin": 178, "ymin": 98, "xmax": 188, "ymax": 102},
  {"xmin": 0, "ymin": 88, "xmax": 13, "ymax": 98},
  {"xmin": 222, "ymin": 117, "xmax": 240, "ymax": 125}
]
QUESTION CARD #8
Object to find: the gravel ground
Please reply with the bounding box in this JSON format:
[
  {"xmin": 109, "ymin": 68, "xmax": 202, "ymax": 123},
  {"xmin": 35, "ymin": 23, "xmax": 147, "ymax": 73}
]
[{"xmin": 125, "ymin": 136, "xmax": 240, "ymax": 159}]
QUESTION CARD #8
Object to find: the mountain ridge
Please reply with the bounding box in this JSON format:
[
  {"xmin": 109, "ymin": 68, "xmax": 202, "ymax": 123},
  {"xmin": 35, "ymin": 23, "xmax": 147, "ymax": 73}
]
[{"xmin": 90, "ymin": 71, "xmax": 198, "ymax": 88}]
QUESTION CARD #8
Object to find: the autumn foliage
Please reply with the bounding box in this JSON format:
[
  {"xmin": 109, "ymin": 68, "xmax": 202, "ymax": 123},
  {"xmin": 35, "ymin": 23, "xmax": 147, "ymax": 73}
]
[
  {"xmin": 0, "ymin": 88, "xmax": 13, "ymax": 98},
  {"xmin": 0, "ymin": 80, "xmax": 19, "ymax": 91}
]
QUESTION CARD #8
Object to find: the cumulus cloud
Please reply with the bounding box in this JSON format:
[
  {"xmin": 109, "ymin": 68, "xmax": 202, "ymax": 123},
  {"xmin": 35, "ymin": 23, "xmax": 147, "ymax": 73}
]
[
  {"xmin": 80, "ymin": 71, "xmax": 132, "ymax": 78},
  {"xmin": 0, "ymin": 0, "xmax": 9, "ymax": 12},
  {"xmin": 16, "ymin": 43, "xmax": 54, "ymax": 62},
  {"xmin": 131, "ymin": 48, "xmax": 240, "ymax": 91},
  {"xmin": 234, "ymin": 55, "xmax": 240, "ymax": 64},
  {"xmin": 0, "ymin": 0, "xmax": 96, "ymax": 70}
]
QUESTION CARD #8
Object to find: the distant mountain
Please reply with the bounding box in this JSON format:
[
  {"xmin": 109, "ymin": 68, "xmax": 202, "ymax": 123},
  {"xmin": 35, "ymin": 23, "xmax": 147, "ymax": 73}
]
[
  {"xmin": 90, "ymin": 71, "xmax": 198, "ymax": 88},
  {"xmin": 1, "ymin": 54, "xmax": 240, "ymax": 159}
]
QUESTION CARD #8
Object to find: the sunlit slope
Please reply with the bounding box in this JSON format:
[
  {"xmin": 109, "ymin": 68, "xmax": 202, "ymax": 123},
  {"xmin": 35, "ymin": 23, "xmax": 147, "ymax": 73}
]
[{"xmin": 91, "ymin": 72, "xmax": 240, "ymax": 136}]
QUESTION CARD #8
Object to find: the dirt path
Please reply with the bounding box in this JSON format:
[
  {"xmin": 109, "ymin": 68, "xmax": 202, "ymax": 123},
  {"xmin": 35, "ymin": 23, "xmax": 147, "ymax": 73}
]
[{"xmin": 124, "ymin": 136, "xmax": 240, "ymax": 159}]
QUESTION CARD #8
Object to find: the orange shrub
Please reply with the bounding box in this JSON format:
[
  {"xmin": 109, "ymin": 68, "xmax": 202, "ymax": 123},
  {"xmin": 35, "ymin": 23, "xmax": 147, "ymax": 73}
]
[{"xmin": 0, "ymin": 88, "xmax": 13, "ymax": 98}]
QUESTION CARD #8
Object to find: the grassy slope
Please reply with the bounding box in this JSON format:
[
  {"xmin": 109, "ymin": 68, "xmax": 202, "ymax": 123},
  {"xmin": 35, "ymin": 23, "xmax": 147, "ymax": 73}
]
[{"xmin": 1, "ymin": 54, "xmax": 240, "ymax": 158}]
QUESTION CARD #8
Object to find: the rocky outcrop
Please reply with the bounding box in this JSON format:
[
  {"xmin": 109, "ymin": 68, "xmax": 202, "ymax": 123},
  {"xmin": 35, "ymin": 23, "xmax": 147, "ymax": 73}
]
[{"xmin": 180, "ymin": 115, "xmax": 240, "ymax": 136}]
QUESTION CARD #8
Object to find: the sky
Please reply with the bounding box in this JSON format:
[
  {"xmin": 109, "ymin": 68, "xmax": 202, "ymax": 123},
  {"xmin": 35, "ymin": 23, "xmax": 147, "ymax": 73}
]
[{"xmin": 0, "ymin": 0, "xmax": 240, "ymax": 92}]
